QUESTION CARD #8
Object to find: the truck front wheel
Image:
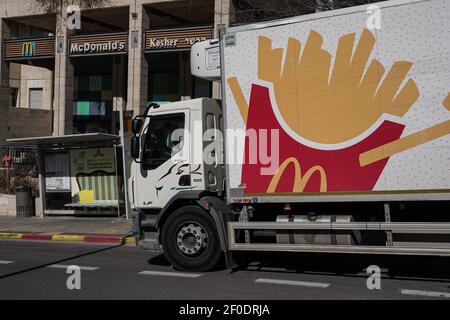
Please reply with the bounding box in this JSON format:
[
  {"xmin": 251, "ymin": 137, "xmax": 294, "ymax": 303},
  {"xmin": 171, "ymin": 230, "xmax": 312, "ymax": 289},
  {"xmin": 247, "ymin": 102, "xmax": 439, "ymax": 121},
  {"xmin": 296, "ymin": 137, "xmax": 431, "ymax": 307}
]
[{"xmin": 161, "ymin": 205, "xmax": 222, "ymax": 272}]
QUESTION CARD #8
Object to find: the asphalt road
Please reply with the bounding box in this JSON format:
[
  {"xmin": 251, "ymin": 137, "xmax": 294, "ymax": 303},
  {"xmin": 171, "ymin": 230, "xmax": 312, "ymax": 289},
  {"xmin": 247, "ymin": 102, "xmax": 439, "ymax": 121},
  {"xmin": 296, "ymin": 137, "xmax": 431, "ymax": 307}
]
[{"xmin": 0, "ymin": 239, "xmax": 449, "ymax": 300}]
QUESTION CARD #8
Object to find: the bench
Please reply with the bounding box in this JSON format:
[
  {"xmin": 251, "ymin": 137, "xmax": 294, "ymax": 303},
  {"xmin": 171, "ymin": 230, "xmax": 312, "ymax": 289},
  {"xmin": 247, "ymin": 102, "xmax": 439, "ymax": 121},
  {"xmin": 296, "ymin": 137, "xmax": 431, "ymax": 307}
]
[{"xmin": 67, "ymin": 170, "xmax": 123, "ymax": 216}]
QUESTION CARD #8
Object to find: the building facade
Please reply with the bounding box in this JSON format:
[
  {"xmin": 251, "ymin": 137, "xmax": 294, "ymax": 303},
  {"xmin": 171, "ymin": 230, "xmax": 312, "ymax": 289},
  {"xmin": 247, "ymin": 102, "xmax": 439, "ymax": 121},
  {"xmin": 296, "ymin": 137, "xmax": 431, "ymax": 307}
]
[{"xmin": 0, "ymin": 0, "xmax": 234, "ymax": 148}]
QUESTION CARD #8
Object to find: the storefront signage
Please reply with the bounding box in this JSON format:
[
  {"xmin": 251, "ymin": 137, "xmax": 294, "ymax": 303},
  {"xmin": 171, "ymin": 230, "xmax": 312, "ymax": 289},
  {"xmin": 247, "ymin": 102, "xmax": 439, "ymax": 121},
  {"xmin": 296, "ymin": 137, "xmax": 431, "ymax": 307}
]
[
  {"xmin": 3, "ymin": 37, "xmax": 55, "ymax": 61},
  {"xmin": 69, "ymin": 32, "xmax": 128, "ymax": 57},
  {"xmin": 144, "ymin": 26, "xmax": 213, "ymax": 52}
]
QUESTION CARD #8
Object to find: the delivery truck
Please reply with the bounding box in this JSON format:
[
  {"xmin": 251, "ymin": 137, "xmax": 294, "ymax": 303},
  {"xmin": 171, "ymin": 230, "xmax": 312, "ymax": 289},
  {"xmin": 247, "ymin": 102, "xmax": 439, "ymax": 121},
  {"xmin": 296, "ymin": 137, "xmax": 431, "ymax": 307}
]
[{"xmin": 129, "ymin": 0, "xmax": 450, "ymax": 271}]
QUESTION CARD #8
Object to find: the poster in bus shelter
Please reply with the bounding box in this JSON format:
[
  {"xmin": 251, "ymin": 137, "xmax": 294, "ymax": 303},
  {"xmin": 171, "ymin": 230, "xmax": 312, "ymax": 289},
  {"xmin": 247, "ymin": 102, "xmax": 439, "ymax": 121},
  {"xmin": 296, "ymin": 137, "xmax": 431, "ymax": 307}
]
[
  {"xmin": 69, "ymin": 147, "xmax": 116, "ymax": 197},
  {"xmin": 44, "ymin": 153, "xmax": 71, "ymax": 192}
]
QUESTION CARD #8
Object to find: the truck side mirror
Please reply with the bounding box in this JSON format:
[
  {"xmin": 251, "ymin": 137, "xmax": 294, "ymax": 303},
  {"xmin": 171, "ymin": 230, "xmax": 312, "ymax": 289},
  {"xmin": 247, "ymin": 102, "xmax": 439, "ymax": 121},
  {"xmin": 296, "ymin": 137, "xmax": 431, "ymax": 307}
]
[
  {"xmin": 131, "ymin": 136, "xmax": 140, "ymax": 160},
  {"xmin": 132, "ymin": 118, "xmax": 143, "ymax": 134}
]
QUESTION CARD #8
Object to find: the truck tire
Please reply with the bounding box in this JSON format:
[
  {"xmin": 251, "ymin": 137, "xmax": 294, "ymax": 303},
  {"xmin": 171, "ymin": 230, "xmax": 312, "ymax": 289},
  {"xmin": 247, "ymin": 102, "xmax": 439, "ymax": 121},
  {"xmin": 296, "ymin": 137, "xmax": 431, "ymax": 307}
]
[{"xmin": 161, "ymin": 205, "xmax": 222, "ymax": 272}]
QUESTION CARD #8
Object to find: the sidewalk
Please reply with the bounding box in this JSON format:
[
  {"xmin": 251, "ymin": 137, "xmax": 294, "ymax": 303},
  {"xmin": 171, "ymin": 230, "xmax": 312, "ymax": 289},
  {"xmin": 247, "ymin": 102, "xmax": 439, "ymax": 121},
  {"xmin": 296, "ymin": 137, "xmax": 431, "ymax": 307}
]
[{"xmin": 0, "ymin": 216, "xmax": 135, "ymax": 245}]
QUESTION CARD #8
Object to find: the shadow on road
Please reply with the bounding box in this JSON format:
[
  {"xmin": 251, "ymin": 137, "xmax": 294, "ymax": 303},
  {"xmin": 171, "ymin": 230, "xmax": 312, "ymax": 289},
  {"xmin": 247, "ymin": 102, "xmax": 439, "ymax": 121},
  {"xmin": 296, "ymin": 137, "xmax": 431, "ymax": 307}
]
[
  {"xmin": 235, "ymin": 252, "xmax": 450, "ymax": 283},
  {"xmin": 146, "ymin": 251, "xmax": 449, "ymax": 283},
  {"xmin": 147, "ymin": 254, "xmax": 171, "ymax": 267},
  {"xmin": 0, "ymin": 244, "xmax": 123, "ymax": 280}
]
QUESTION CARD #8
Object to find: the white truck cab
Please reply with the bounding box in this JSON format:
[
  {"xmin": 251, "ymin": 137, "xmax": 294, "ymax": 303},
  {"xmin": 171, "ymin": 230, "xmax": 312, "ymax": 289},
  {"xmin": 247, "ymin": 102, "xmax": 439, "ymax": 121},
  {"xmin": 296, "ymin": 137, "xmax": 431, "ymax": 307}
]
[
  {"xmin": 128, "ymin": 98, "xmax": 229, "ymax": 271},
  {"xmin": 129, "ymin": 98, "xmax": 224, "ymax": 210}
]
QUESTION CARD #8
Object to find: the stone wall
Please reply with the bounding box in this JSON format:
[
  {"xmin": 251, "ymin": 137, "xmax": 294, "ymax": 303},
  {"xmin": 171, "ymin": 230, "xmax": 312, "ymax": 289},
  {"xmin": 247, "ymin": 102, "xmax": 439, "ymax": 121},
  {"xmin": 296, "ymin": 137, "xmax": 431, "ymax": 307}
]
[
  {"xmin": 9, "ymin": 63, "xmax": 53, "ymax": 110},
  {"xmin": 0, "ymin": 193, "xmax": 15, "ymax": 216},
  {"xmin": 6, "ymin": 107, "xmax": 52, "ymax": 139}
]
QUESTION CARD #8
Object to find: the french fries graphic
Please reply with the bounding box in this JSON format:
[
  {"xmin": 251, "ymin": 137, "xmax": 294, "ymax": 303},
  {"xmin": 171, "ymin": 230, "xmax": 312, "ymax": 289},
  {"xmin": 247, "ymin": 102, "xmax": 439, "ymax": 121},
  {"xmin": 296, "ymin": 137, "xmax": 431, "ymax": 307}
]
[
  {"xmin": 257, "ymin": 28, "xmax": 420, "ymax": 144},
  {"xmin": 229, "ymin": 29, "xmax": 450, "ymax": 193}
]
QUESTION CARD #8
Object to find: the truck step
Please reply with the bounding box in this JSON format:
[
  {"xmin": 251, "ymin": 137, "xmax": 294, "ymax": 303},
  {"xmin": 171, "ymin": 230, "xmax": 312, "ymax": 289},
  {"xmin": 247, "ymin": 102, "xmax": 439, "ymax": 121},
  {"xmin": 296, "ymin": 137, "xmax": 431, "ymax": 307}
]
[
  {"xmin": 138, "ymin": 230, "xmax": 160, "ymax": 252},
  {"xmin": 141, "ymin": 216, "xmax": 157, "ymax": 228}
]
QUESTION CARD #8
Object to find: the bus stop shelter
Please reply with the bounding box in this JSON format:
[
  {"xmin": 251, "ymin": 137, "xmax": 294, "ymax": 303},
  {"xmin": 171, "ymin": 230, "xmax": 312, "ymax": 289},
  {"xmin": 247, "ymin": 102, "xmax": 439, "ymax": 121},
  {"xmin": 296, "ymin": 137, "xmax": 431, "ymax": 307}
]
[{"xmin": 6, "ymin": 133, "xmax": 130, "ymax": 219}]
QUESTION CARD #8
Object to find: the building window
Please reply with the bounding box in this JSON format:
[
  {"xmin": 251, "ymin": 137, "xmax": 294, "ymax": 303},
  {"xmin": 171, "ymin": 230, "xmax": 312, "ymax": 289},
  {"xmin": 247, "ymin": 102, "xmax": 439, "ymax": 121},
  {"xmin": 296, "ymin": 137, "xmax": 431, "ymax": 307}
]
[
  {"xmin": 148, "ymin": 52, "xmax": 180, "ymax": 103},
  {"xmin": 10, "ymin": 87, "xmax": 19, "ymax": 107},
  {"xmin": 193, "ymin": 77, "xmax": 212, "ymax": 99},
  {"xmin": 29, "ymin": 88, "xmax": 43, "ymax": 109}
]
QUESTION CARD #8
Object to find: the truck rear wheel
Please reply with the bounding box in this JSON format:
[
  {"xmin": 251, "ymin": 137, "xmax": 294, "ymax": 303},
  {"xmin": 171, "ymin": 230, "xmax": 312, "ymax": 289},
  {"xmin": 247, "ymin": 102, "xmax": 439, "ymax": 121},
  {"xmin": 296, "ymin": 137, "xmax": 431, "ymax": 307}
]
[{"xmin": 161, "ymin": 205, "xmax": 222, "ymax": 272}]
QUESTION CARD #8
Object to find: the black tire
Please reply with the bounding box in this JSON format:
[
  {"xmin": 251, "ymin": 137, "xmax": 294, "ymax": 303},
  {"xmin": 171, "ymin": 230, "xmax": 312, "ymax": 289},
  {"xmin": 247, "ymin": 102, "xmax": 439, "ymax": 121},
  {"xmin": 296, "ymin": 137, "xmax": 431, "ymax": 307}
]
[{"xmin": 161, "ymin": 205, "xmax": 222, "ymax": 272}]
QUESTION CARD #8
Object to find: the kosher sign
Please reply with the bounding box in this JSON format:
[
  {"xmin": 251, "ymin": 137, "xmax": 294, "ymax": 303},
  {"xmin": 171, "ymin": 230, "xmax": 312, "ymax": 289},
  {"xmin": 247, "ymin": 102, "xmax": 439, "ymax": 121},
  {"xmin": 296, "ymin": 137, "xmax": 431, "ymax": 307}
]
[
  {"xmin": 69, "ymin": 32, "xmax": 128, "ymax": 56},
  {"xmin": 144, "ymin": 26, "xmax": 212, "ymax": 52}
]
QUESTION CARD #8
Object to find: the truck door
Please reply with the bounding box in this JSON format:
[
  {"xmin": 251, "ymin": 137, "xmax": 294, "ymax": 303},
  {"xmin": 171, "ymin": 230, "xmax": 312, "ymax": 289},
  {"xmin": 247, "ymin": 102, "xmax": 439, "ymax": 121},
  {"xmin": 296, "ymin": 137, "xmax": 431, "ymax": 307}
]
[{"xmin": 136, "ymin": 111, "xmax": 190, "ymax": 208}]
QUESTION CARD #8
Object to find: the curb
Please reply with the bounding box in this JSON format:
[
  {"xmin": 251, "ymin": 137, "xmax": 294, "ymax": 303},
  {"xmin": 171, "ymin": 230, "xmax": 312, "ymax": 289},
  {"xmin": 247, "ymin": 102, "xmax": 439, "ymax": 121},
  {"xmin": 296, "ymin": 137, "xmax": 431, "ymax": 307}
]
[{"xmin": 0, "ymin": 232, "xmax": 136, "ymax": 245}]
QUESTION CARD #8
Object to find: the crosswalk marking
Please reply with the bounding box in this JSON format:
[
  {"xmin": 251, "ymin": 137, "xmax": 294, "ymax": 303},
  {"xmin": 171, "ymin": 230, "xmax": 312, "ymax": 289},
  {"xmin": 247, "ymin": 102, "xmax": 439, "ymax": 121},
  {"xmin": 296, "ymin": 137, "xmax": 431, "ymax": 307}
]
[
  {"xmin": 46, "ymin": 264, "xmax": 99, "ymax": 271},
  {"xmin": 138, "ymin": 270, "xmax": 203, "ymax": 278},
  {"xmin": 255, "ymin": 278, "xmax": 330, "ymax": 288},
  {"xmin": 400, "ymin": 289, "xmax": 450, "ymax": 299},
  {"xmin": 0, "ymin": 260, "xmax": 14, "ymax": 264}
]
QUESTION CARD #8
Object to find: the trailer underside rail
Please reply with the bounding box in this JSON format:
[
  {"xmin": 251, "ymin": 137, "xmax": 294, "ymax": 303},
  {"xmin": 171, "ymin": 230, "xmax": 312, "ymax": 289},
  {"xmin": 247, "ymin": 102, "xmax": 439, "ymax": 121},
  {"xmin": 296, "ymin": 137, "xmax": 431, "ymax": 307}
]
[
  {"xmin": 229, "ymin": 222, "xmax": 450, "ymax": 234},
  {"xmin": 229, "ymin": 243, "xmax": 450, "ymax": 256},
  {"xmin": 227, "ymin": 222, "xmax": 450, "ymax": 256}
]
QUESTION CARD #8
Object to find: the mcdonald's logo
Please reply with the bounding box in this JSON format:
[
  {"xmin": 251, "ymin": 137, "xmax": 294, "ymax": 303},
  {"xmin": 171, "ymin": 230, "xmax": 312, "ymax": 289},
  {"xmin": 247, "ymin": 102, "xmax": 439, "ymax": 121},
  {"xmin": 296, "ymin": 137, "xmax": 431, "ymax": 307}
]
[
  {"xmin": 21, "ymin": 41, "xmax": 36, "ymax": 57},
  {"xmin": 267, "ymin": 157, "xmax": 328, "ymax": 193},
  {"xmin": 3, "ymin": 38, "xmax": 54, "ymax": 61}
]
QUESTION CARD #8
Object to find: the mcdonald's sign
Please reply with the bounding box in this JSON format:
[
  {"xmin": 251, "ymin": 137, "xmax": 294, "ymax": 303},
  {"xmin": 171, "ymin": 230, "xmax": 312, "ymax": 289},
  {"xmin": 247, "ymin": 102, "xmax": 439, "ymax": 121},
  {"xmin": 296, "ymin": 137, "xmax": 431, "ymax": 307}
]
[
  {"xmin": 69, "ymin": 32, "xmax": 128, "ymax": 57},
  {"xmin": 3, "ymin": 37, "xmax": 54, "ymax": 61},
  {"xmin": 21, "ymin": 41, "xmax": 36, "ymax": 57}
]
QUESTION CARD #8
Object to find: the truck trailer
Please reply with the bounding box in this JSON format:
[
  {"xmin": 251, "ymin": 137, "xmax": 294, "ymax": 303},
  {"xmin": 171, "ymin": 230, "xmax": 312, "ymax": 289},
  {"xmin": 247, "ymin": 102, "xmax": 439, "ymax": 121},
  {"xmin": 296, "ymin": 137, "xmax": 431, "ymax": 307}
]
[{"xmin": 129, "ymin": 0, "xmax": 450, "ymax": 271}]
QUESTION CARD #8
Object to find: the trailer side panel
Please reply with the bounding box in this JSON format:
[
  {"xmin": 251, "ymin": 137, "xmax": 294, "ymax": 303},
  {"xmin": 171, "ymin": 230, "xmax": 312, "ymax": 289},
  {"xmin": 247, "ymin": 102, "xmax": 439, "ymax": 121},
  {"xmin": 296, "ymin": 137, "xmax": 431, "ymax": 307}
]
[{"xmin": 222, "ymin": 0, "xmax": 450, "ymax": 203}]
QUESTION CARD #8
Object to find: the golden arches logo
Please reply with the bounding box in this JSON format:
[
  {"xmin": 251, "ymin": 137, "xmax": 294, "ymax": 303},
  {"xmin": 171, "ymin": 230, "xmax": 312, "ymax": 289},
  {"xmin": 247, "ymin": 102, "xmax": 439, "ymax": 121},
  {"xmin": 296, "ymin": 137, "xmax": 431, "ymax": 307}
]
[
  {"xmin": 267, "ymin": 157, "xmax": 327, "ymax": 193},
  {"xmin": 21, "ymin": 42, "xmax": 36, "ymax": 57}
]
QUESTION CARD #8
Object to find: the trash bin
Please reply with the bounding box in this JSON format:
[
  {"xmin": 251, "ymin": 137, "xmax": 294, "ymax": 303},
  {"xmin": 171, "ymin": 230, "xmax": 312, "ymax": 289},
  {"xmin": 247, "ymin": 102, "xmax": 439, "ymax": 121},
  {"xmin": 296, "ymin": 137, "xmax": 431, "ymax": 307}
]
[{"xmin": 15, "ymin": 186, "xmax": 34, "ymax": 218}]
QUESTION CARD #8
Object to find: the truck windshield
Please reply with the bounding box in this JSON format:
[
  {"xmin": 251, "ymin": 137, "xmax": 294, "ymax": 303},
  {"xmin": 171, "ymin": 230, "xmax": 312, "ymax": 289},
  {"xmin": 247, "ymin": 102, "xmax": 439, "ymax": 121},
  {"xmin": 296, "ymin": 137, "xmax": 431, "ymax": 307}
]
[{"xmin": 142, "ymin": 113, "xmax": 185, "ymax": 170}]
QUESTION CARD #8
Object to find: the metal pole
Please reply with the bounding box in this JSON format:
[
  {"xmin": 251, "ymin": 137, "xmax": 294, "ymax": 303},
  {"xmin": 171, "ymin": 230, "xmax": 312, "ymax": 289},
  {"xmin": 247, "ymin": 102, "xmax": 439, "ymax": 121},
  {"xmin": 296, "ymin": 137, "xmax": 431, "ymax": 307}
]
[
  {"xmin": 114, "ymin": 145, "xmax": 121, "ymax": 218},
  {"xmin": 384, "ymin": 203, "xmax": 393, "ymax": 246},
  {"xmin": 119, "ymin": 107, "xmax": 131, "ymax": 220},
  {"xmin": 37, "ymin": 149, "xmax": 46, "ymax": 218}
]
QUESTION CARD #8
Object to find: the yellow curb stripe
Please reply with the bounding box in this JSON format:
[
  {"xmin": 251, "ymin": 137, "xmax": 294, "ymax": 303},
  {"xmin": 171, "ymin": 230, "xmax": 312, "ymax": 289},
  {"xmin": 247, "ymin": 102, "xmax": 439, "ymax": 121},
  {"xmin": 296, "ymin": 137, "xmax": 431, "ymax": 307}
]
[
  {"xmin": 51, "ymin": 235, "xmax": 85, "ymax": 242},
  {"xmin": 123, "ymin": 237, "xmax": 136, "ymax": 245},
  {"xmin": 1, "ymin": 232, "xmax": 133, "ymax": 244},
  {"xmin": 0, "ymin": 232, "xmax": 24, "ymax": 239}
]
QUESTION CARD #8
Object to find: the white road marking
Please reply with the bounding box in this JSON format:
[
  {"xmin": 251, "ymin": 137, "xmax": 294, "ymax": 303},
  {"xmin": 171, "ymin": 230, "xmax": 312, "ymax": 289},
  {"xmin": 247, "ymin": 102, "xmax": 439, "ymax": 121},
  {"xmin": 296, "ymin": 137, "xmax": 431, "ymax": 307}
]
[
  {"xmin": 46, "ymin": 264, "xmax": 99, "ymax": 271},
  {"xmin": 0, "ymin": 260, "xmax": 14, "ymax": 264},
  {"xmin": 255, "ymin": 278, "xmax": 330, "ymax": 288},
  {"xmin": 401, "ymin": 289, "xmax": 450, "ymax": 299},
  {"xmin": 138, "ymin": 270, "xmax": 203, "ymax": 278}
]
